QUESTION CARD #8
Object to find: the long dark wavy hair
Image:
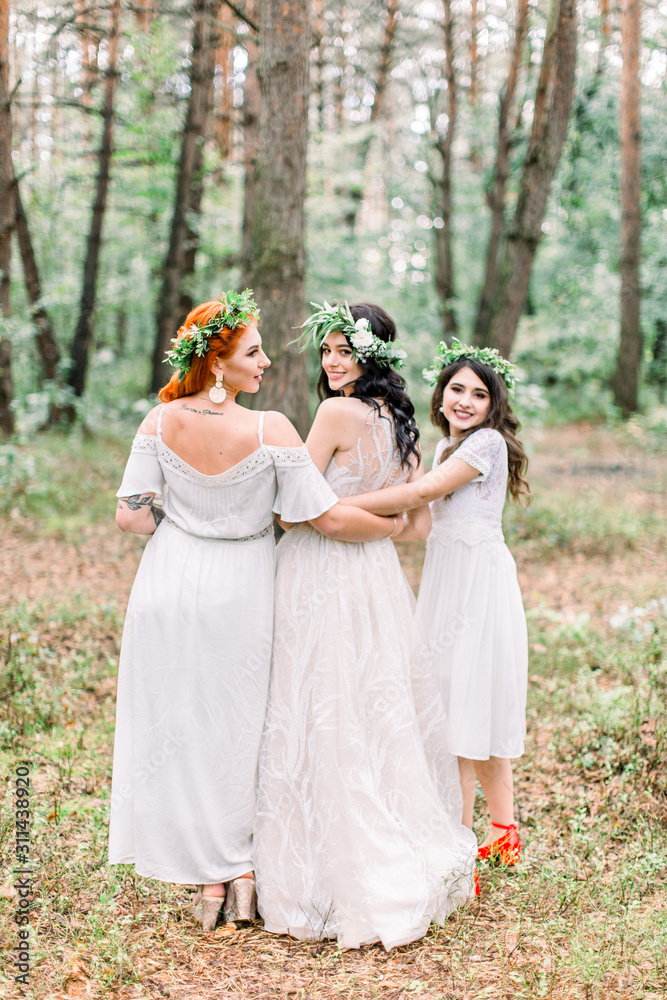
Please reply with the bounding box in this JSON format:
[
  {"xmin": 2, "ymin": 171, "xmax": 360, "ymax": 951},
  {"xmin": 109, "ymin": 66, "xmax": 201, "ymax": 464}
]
[
  {"xmin": 431, "ymin": 358, "xmax": 531, "ymax": 505},
  {"xmin": 316, "ymin": 302, "xmax": 420, "ymax": 471}
]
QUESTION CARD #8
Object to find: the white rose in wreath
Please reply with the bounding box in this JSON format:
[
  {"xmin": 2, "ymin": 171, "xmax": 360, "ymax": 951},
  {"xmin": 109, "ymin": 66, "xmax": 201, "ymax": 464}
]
[{"xmin": 351, "ymin": 319, "xmax": 374, "ymax": 349}]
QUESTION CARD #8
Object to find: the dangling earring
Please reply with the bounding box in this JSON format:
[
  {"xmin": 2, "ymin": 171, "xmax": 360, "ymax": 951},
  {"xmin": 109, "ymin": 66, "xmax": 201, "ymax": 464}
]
[{"xmin": 209, "ymin": 371, "xmax": 227, "ymax": 404}]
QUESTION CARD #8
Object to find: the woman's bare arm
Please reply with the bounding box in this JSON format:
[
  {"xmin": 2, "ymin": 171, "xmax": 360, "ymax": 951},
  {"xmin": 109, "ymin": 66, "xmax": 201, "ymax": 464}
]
[
  {"xmin": 392, "ymin": 459, "xmax": 431, "ymax": 541},
  {"xmin": 339, "ymin": 455, "xmax": 481, "ymax": 515},
  {"xmin": 116, "ymin": 493, "xmax": 164, "ymax": 534},
  {"xmin": 309, "ymin": 505, "xmax": 402, "ymax": 543}
]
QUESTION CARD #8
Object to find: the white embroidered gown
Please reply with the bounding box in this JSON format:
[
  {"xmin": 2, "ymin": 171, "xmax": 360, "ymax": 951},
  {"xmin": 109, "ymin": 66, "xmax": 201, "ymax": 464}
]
[
  {"xmin": 254, "ymin": 405, "xmax": 478, "ymax": 950},
  {"xmin": 416, "ymin": 428, "xmax": 528, "ymax": 760},
  {"xmin": 108, "ymin": 408, "xmax": 337, "ymax": 884}
]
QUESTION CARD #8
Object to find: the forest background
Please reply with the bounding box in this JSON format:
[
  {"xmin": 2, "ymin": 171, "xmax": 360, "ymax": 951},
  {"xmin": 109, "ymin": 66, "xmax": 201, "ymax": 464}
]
[
  {"xmin": 0, "ymin": 2, "xmax": 667, "ymax": 999},
  {"xmin": 0, "ymin": 0, "xmax": 665, "ymax": 436}
]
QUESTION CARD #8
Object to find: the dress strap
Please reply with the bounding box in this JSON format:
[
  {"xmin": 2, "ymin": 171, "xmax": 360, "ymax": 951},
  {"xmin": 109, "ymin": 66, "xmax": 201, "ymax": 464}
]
[
  {"xmin": 156, "ymin": 403, "xmax": 167, "ymax": 441},
  {"xmin": 257, "ymin": 411, "xmax": 265, "ymax": 446}
]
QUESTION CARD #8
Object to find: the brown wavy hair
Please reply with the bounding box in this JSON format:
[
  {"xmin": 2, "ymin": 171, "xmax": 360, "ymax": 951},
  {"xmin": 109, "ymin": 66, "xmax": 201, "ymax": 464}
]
[
  {"xmin": 158, "ymin": 300, "xmax": 254, "ymax": 402},
  {"xmin": 431, "ymin": 358, "xmax": 531, "ymax": 505}
]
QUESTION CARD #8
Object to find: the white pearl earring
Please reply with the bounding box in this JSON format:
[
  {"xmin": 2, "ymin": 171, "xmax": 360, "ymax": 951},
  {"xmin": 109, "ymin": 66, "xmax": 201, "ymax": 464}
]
[{"xmin": 209, "ymin": 371, "xmax": 227, "ymax": 404}]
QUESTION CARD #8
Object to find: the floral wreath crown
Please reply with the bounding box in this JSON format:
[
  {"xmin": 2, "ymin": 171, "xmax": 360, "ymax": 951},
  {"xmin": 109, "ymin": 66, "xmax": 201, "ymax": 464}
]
[
  {"xmin": 422, "ymin": 338, "xmax": 518, "ymax": 393},
  {"xmin": 164, "ymin": 289, "xmax": 260, "ymax": 381},
  {"xmin": 295, "ymin": 301, "xmax": 408, "ymax": 370}
]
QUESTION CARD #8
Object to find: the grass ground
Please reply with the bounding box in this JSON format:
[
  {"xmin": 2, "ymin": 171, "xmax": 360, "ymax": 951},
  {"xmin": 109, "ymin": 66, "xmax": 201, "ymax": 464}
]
[{"xmin": 0, "ymin": 422, "xmax": 665, "ymax": 999}]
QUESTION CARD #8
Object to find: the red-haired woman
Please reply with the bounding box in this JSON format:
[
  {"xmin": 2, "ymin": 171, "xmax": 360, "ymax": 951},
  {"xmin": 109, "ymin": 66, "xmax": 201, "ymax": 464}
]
[{"xmin": 109, "ymin": 292, "xmax": 397, "ymax": 931}]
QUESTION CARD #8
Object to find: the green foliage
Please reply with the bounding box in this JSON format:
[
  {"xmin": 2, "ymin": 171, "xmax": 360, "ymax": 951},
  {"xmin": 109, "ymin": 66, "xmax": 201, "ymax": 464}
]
[
  {"xmin": 5, "ymin": 2, "xmax": 667, "ymax": 436},
  {"xmin": 0, "ymin": 597, "xmax": 121, "ymax": 751},
  {"xmin": 0, "ymin": 432, "xmax": 127, "ymax": 529},
  {"xmin": 505, "ymin": 487, "xmax": 667, "ymax": 559}
]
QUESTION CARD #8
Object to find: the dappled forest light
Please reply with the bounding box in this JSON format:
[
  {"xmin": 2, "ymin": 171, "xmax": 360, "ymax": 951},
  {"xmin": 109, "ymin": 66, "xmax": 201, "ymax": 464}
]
[{"xmin": 0, "ymin": 0, "xmax": 665, "ymax": 432}]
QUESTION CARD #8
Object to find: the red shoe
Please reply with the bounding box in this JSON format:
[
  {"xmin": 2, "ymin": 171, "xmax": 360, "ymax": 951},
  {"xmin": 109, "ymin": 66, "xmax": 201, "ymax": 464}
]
[
  {"xmin": 473, "ymin": 867, "xmax": 480, "ymax": 896},
  {"xmin": 477, "ymin": 822, "xmax": 521, "ymax": 865}
]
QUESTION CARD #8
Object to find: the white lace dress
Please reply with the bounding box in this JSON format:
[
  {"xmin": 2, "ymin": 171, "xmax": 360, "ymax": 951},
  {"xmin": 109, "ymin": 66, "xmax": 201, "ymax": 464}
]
[
  {"xmin": 108, "ymin": 409, "xmax": 337, "ymax": 884},
  {"xmin": 254, "ymin": 407, "xmax": 478, "ymax": 950},
  {"xmin": 416, "ymin": 428, "xmax": 528, "ymax": 761}
]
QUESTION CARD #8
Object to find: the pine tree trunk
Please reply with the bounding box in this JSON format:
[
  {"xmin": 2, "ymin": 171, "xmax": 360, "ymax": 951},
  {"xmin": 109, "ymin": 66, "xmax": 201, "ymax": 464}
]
[
  {"xmin": 14, "ymin": 179, "xmax": 61, "ymax": 383},
  {"xmin": 135, "ymin": 0, "xmax": 152, "ymax": 32},
  {"xmin": 348, "ymin": 0, "xmax": 399, "ymax": 232},
  {"xmin": 600, "ymin": 0, "xmax": 611, "ymax": 48},
  {"xmin": 150, "ymin": 0, "xmax": 218, "ymax": 394},
  {"xmin": 369, "ymin": 0, "xmax": 399, "ymax": 125},
  {"xmin": 213, "ymin": 2, "xmax": 234, "ymax": 156},
  {"xmin": 470, "ymin": 0, "xmax": 478, "ymax": 106},
  {"xmin": 474, "ymin": 0, "xmax": 529, "ymax": 345},
  {"xmin": 67, "ymin": 0, "xmax": 121, "ymax": 399},
  {"xmin": 613, "ymin": 0, "xmax": 642, "ymax": 416},
  {"xmin": 487, "ymin": 0, "xmax": 577, "ymax": 357},
  {"xmin": 433, "ymin": 0, "xmax": 457, "ymax": 335},
  {"xmin": 314, "ymin": 0, "xmax": 326, "ymax": 131},
  {"xmin": 332, "ymin": 8, "xmax": 346, "ymax": 132},
  {"xmin": 76, "ymin": 0, "xmax": 99, "ymax": 148},
  {"xmin": 0, "ymin": 0, "xmax": 15, "ymax": 436},
  {"xmin": 240, "ymin": 1, "xmax": 259, "ymax": 268},
  {"xmin": 241, "ymin": 0, "xmax": 310, "ymax": 434},
  {"xmin": 176, "ymin": 140, "xmax": 206, "ymax": 331}
]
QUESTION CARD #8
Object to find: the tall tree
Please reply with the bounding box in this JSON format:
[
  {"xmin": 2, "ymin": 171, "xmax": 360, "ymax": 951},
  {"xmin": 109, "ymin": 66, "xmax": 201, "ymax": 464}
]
[
  {"xmin": 469, "ymin": 0, "xmax": 478, "ymax": 106},
  {"xmin": 432, "ymin": 0, "xmax": 458, "ymax": 334},
  {"xmin": 14, "ymin": 178, "xmax": 61, "ymax": 385},
  {"xmin": 241, "ymin": 0, "xmax": 310, "ymax": 434},
  {"xmin": 350, "ymin": 0, "xmax": 400, "ymax": 231},
  {"xmin": 613, "ymin": 0, "xmax": 642, "ymax": 415},
  {"xmin": 474, "ymin": 0, "xmax": 529, "ymax": 345},
  {"xmin": 67, "ymin": 0, "xmax": 122, "ymax": 399},
  {"xmin": 369, "ymin": 0, "xmax": 399, "ymax": 126},
  {"xmin": 486, "ymin": 0, "xmax": 577, "ymax": 356},
  {"xmin": 213, "ymin": 2, "xmax": 235, "ymax": 156},
  {"xmin": 314, "ymin": 0, "xmax": 326, "ymax": 131},
  {"xmin": 0, "ymin": 0, "xmax": 14, "ymax": 436},
  {"xmin": 150, "ymin": 0, "xmax": 218, "ymax": 394},
  {"xmin": 240, "ymin": 1, "xmax": 260, "ymax": 267}
]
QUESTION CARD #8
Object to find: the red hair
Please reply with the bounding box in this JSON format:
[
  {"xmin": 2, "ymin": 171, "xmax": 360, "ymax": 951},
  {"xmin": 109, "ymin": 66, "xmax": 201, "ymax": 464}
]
[{"xmin": 158, "ymin": 300, "xmax": 253, "ymax": 402}]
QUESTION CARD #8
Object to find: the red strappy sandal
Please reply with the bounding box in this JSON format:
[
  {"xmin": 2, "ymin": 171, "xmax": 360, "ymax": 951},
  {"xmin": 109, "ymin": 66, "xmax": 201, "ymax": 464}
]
[{"xmin": 477, "ymin": 822, "xmax": 521, "ymax": 865}]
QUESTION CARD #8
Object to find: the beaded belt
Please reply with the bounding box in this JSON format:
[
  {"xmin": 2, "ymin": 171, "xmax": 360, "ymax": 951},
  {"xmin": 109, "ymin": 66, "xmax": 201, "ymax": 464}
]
[{"xmin": 163, "ymin": 517, "xmax": 274, "ymax": 542}]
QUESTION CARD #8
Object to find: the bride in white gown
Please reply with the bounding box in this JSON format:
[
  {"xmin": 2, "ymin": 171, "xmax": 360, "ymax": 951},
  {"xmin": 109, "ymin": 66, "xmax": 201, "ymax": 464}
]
[{"xmin": 254, "ymin": 302, "xmax": 478, "ymax": 950}]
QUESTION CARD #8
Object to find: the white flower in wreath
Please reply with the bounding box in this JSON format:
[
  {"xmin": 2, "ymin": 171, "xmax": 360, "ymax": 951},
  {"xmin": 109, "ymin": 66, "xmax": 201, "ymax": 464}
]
[{"xmin": 351, "ymin": 318, "xmax": 374, "ymax": 349}]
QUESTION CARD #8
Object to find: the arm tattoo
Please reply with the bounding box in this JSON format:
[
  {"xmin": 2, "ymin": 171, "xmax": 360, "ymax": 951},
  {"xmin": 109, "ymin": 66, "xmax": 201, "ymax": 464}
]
[
  {"xmin": 180, "ymin": 403, "xmax": 225, "ymax": 417},
  {"xmin": 117, "ymin": 494, "xmax": 153, "ymax": 511},
  {"xmin": 151, "ymin": 506, "xmax": 165, "ymax": 527}
]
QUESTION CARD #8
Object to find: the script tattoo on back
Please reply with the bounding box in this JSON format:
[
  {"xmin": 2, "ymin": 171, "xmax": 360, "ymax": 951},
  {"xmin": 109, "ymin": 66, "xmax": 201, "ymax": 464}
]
[{"xmin": 180, "ymin": 403, "xmax": 225, "ymax": 417}]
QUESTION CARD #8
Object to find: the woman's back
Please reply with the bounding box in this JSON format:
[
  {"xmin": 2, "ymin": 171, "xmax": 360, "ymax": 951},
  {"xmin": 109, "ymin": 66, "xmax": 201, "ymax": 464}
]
[{"xmin": 322, "ymin": 399, "xmax": 409, "ymax": 498}]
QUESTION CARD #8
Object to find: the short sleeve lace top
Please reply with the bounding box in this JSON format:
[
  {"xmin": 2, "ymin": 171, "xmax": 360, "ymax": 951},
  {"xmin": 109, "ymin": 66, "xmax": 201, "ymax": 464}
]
[
  {"xmin": 116, "ymin": 410, "xmax": 338, "ymax": 540},
  {"xmin": 428, "ymin": 427, "xmax": 508, "ymax": 547}
]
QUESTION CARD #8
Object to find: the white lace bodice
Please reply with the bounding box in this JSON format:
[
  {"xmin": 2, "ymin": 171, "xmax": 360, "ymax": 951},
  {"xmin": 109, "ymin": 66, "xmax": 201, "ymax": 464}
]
[
  {"xmin": 429, "ymin": 428, "xmax": 508, "ymax": 547},
  {"xmin": 116, "ymin": 409, "xmax": 338, "ymax": 539},
  {"xmin": 323, "ymin": 406, "xmax": 409, "ymax": 498}
]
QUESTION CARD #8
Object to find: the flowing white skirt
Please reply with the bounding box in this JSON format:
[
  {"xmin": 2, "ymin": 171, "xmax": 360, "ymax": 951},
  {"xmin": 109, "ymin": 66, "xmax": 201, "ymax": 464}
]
[
  {"xmin": 416, "ymin": 539, "xmax": 528, "ymax": 760},
  {"xmin": 109, "ymin": 520, "xmax": 275, "ymax": 884},
  {"xmin": 254, "ymin": 525, "xmax": 477, "ymax": 950}
]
